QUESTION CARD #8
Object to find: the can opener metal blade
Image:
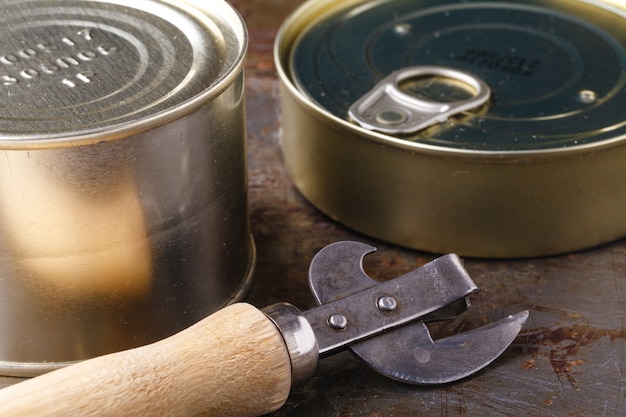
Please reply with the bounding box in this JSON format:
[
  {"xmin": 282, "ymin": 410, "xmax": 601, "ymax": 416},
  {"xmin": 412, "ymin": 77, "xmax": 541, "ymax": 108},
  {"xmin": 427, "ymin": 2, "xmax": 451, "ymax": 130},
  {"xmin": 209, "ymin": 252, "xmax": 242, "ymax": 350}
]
[
  {"xmin": 266, "ymin": 241, "xmax": 528, "ymax": 387},
  {"xmin": 0, "ymin": 241, "xmax": 528, "ymax": 417}
]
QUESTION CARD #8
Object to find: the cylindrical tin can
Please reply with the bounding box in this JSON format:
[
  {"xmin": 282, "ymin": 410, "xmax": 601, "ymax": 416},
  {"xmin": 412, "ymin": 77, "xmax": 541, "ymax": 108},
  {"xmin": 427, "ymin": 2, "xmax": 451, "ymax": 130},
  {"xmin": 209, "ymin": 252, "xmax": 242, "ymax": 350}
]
[
  {"xmin": 276, "ymin": 0, "xmax": 626, "ymax": 258},
  {"xmin": 0, "ymin": 0, "xmax": 253, "ymax": 376}
]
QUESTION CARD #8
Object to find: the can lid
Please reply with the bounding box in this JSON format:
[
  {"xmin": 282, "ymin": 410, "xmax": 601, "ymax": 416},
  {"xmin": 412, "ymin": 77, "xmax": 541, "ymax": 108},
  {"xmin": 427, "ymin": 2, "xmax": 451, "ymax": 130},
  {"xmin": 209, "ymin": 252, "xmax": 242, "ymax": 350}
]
[
  {"xmin": 290, "ymin": 0, "xmax": 626, "ymax": 152},
  {"xmin": 0, "ymin": 0, "xmax": 246, "ymax": 145}
]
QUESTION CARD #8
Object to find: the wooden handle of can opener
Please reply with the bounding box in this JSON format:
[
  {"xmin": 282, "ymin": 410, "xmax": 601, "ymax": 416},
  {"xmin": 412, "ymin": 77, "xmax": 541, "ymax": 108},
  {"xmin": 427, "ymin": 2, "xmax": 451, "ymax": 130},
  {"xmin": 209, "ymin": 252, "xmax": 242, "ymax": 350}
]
[{"xmin": 0, "ymin": 303, "xmax": 292, "ymax": 417}]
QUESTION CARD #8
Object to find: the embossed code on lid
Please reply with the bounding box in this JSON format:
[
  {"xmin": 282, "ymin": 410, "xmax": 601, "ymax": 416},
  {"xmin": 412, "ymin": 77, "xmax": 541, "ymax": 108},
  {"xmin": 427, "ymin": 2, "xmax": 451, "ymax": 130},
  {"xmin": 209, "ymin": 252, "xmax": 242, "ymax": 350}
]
[
  {"xmin": 0, "ymin": 0, "xmax": 246, "ymax": 141},
  {"xmin": 290, "ymin": 0, "xmax": 626, "ymax": 151}
]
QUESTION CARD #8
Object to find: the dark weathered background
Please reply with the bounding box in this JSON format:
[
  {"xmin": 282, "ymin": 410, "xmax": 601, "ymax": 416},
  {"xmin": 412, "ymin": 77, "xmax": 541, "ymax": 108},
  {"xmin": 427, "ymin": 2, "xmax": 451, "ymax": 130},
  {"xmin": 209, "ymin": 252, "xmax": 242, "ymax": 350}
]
[{"xmin": 3, "ymin": 1, "xmax": 625, "ymax": 416}]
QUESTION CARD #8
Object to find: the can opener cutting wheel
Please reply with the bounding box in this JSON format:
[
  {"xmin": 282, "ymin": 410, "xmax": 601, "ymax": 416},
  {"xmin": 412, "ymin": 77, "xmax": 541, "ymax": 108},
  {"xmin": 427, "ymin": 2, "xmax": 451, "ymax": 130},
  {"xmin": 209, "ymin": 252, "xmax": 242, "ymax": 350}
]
[{"xmin": 0, "ymin": 241, "xmax": 528, "ymax": 417}]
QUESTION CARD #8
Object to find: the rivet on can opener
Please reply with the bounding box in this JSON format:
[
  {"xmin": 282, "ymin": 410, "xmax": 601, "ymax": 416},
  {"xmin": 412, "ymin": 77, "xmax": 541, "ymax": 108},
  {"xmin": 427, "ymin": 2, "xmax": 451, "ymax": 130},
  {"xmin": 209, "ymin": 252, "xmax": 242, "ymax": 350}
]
[{"xmin": 348, "ymin": 66, "xmax": 491, "ymax": 135}]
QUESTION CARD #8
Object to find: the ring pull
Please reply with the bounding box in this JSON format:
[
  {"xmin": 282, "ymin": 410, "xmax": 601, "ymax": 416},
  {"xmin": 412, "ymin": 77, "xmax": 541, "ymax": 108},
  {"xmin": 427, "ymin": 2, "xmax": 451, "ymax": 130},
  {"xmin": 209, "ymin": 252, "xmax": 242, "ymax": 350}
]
[{"xmin": 348, "ymin": 66, "xmax": 491, "ymax": 135}]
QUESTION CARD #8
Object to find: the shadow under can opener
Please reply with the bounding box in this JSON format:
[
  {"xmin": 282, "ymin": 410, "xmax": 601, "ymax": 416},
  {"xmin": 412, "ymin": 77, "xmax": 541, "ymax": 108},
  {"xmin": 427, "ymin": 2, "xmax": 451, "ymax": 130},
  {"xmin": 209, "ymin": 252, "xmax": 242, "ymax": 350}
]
[{"xmin": 0, "ymin": 241, "xmax": 527, "ymax": 417}]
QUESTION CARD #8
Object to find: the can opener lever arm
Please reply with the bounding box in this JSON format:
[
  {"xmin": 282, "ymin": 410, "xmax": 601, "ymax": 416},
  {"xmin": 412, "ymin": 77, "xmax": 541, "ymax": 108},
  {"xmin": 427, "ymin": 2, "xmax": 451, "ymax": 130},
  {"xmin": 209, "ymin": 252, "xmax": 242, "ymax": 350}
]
[{"xmin": 0, "ymin": 241, "xmax": 528, "ymax": 417}]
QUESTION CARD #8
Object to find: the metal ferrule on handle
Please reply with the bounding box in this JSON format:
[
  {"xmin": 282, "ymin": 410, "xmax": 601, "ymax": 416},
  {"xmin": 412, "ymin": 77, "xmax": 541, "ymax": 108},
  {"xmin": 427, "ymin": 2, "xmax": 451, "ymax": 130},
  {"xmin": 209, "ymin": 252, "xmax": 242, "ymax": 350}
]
[{"xmin": 263, "ymin": 303, "xmax": 319, "ymax": 385}]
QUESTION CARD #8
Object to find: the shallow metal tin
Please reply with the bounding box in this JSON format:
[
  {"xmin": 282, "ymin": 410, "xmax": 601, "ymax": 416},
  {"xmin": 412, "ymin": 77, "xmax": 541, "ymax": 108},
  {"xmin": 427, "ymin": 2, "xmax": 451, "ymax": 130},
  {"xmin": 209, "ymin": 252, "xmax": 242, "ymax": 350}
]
[
  {"xmin": 276, "ymin": 0, "xmax": 626, "ymax": 258},
  {"xmin": 0, "ymin": 0, "xmax": 252, "ymax": 375}
]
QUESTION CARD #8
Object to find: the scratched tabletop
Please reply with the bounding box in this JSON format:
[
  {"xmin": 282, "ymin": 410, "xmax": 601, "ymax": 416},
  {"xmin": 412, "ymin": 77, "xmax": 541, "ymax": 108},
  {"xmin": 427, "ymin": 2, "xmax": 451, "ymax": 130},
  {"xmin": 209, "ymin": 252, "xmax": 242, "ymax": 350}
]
[{"xmin": 2, "ymin": 1, "xmax": 626, "ymax": 416}]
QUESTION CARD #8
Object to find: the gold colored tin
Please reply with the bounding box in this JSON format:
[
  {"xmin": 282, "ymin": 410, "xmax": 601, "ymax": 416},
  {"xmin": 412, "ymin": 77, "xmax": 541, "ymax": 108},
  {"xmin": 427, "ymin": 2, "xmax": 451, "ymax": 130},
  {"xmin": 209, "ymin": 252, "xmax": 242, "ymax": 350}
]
[{"xmin": 276, "ymin": 0, "xmax": 626, "ymax": 258}]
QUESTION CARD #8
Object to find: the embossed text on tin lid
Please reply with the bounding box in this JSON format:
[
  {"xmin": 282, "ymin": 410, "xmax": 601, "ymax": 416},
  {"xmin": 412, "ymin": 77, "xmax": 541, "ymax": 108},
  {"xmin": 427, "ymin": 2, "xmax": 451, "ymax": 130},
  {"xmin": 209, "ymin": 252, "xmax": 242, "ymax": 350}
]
[{"xmin": 0, "ymin": 0, "xmax": 246, "ymax": 141}]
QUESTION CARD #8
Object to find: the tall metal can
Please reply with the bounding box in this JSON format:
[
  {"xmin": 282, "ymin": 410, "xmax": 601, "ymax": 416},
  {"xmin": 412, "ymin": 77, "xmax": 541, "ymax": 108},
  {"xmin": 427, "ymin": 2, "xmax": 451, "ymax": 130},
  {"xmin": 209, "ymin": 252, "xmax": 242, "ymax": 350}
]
[
  {"xmin": 0, "ymin": 0, "xmax": 253, "ymax": 376},
  {"xmin": 276, "ymin": 0, "xmax": 626, "ymax": 258}
]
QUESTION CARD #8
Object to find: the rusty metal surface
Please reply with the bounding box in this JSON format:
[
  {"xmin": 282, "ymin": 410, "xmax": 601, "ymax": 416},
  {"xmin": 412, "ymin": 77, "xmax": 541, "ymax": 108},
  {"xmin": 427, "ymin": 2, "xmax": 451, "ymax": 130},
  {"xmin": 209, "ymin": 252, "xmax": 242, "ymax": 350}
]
[{"xmin": 2, "ymin": 0, "xmax": 626, "ymax": 415}]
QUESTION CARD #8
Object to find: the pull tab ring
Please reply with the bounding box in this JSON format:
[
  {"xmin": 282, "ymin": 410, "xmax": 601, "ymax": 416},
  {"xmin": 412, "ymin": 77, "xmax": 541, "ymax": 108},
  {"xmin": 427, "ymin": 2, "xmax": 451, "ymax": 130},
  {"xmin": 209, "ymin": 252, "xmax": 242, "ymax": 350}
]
[{"xmin": 348, "ymin": 66, "xmax": 491, "ymax": 135}]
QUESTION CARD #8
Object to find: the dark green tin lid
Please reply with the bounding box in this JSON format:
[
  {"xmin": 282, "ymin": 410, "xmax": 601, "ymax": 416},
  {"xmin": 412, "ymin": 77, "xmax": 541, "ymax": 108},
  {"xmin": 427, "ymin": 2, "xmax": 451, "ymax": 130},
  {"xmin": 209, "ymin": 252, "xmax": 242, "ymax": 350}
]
[{"xmin": 290, "ymin": 0, "xmax": 626, "ymax": 151}]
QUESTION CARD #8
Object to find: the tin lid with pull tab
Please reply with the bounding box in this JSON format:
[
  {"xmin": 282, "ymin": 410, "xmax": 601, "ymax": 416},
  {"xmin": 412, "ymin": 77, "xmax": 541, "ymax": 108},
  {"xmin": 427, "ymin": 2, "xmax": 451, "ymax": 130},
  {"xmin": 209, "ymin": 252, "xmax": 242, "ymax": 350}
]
[
  {"xmin": 277, "ymin": 0, "xmax": 626, "ymax": 257},
  {"xmin": 0, "ymin": 0, "xmax": 246, "ymax": 147},
  {"xmin": 289, "ymin": 0, "xmax": 626, "ymax": 151}
]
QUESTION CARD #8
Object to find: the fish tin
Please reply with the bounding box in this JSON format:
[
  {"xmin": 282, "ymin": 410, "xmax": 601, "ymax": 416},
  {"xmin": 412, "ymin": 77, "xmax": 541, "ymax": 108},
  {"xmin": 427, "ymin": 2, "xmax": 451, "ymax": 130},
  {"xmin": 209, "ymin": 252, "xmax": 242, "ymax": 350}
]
[
  {"xmin": 275, "ymin": 0, "xmax": 626, "ymax": 258},
  {"xmin": 0, "ymin": 0, "xmax": 252, "ymax": 376}
]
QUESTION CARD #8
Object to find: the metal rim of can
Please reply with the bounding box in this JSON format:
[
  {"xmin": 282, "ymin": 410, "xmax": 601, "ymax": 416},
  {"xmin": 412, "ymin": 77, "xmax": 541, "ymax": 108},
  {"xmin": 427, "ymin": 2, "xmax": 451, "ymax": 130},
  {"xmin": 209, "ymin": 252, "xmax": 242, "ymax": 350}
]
[{"xmin": 275, "ymin": 0, "xmax": 626, "ymax": 258}]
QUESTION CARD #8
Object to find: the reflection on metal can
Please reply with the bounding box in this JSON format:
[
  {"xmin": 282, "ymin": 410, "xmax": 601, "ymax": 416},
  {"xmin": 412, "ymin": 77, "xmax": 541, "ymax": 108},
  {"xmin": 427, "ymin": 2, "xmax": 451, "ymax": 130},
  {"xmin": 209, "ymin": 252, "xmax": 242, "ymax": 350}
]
[{"xmin": 0, "ymin": 0, "xmax": 253, "ymax": 376}]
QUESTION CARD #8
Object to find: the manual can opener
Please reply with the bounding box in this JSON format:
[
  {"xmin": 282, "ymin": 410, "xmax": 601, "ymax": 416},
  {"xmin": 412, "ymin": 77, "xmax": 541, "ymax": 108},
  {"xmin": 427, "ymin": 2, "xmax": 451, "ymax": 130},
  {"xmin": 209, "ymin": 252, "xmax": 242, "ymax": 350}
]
[{"xmin": 0, "ymin": 241, "xmax": 528, "ymax": 417}]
